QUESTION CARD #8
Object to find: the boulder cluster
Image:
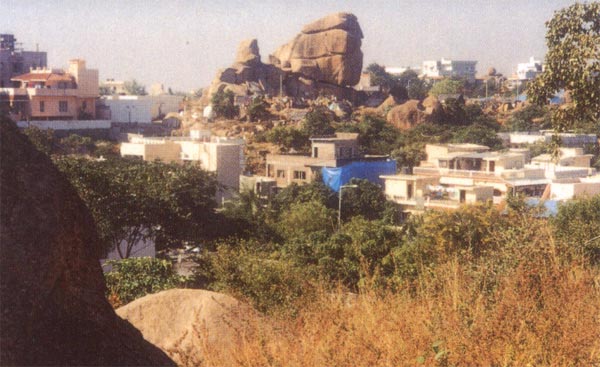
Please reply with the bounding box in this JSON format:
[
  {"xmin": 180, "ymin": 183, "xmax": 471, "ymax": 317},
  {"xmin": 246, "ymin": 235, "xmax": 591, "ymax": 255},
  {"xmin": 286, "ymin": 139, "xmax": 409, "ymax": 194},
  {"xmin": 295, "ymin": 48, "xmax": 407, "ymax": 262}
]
[{"xmin": 203, "ymin": 12, "xmax": 363, "ymax": 104}]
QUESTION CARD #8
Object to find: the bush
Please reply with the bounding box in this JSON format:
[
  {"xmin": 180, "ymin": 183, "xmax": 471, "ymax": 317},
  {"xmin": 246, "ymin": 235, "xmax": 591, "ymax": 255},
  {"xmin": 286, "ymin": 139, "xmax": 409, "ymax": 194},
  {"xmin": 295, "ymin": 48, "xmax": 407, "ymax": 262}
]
[
  {"xmin": 104, "ymin": 257, "xmax": 187, "ymax": 307},
  {"xmin": 211, "ymin": 89, "xmax": 239, "ymax": 119}
]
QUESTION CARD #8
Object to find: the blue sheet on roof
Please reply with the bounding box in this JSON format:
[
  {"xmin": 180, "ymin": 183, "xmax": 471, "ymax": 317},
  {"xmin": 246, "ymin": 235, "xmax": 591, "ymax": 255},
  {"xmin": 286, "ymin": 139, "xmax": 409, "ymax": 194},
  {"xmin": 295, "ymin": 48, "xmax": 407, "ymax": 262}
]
[{"xmin": 322, "ymin": 160, "xmax": 397, "ymax": 192}]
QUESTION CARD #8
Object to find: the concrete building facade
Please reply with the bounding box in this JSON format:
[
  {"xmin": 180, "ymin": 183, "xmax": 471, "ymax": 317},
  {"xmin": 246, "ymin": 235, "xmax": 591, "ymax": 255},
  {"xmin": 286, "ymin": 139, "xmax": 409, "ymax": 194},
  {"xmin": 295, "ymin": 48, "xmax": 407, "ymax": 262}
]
[
  {"xmin": 422, "ymin": 58, "xmax": 477, "ymax": 82},
  {"xmin": 0, "ymin": 34, "xmax": 47, "ymax": 88},
  {"xmin": 1, "ymin": 59, "xmax": 98, "ymax": 121},
  {"xmin": 120, "ymin": 131, "xmax": 245, "ymax": 203}
]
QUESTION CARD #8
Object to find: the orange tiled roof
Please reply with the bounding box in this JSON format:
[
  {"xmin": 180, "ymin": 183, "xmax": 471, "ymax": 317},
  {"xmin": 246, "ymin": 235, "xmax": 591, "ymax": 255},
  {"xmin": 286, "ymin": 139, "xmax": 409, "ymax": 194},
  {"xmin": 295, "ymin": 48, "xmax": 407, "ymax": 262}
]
[{"xmin": 11, "ymin": 72, "xmax": 73, "ymax": 83}]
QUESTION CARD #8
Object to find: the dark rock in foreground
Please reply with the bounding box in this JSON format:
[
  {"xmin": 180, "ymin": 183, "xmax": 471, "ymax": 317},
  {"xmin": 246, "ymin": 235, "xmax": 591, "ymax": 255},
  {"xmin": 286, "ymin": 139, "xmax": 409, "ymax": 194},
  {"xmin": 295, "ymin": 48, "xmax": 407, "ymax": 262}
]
[{"xmin": 0, "ymin": 119, "xmax": 175, "ymax": 366}]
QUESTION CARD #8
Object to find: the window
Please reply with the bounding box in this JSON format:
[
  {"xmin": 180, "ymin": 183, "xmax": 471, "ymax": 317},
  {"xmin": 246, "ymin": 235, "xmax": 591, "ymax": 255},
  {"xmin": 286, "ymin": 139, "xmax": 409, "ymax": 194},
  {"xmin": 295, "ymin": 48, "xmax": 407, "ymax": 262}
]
[
  {"xmin": 39, "ymin": 101, "xmax": 45, "ymax": 112},
  {"xmin": 293, "ymin": 171, "xmax": 306, "ymax": 180},
  {"xmin": 59, "ymin": 101, "xmax": 68, "ymax": 112},
  {"xmin": 313, "ymin": 147, "xmax": 318, "ymax": 158},
  {"xmin": 277, "ymin": 170, "xmax": 285, "ymax": 178}
]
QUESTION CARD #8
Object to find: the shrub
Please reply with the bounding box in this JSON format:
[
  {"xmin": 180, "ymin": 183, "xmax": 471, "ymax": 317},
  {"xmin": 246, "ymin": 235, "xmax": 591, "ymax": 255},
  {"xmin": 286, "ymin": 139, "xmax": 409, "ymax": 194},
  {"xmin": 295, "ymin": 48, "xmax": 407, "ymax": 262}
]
[{"xmin": 104, "ymin": 257, "xmax": 186, "ymax": 307}]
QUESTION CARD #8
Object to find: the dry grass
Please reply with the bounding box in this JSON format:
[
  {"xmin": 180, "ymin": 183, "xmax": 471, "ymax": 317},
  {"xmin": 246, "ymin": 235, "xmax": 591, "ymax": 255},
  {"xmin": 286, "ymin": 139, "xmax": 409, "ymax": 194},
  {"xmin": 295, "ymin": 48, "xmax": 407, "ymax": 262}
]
[{"xmin": 183, "ymin": 257, "xmax": 600, "ymax": 367}]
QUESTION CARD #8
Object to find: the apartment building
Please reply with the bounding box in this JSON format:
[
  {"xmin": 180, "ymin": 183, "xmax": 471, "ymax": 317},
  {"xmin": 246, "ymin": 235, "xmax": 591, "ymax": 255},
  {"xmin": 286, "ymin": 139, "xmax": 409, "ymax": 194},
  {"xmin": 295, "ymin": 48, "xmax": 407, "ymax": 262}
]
[
  {"xmin": 120, "ymin": 130, "xmax": 245, "ymax": 202},
  {"xmin": 1, "ymin": 59, "xmax": 98, "ymax": 121},
  {"xmin": 516, "ymin": 56, "xmax": 543, "ymax": 80},
  {"xmin": 0, "ymin": 34, "xmax": 47, "ymax": 88},
  {"xmin": 265, "ymin": 133, "xmax": 396, "ymax": 191},
  {"xmin": 382, "ymin": 143, "xmax": 598, "ymax": 213},
  {"xmin": 422, "ymin": 58, "xmax": 477, "ymax": 82}
]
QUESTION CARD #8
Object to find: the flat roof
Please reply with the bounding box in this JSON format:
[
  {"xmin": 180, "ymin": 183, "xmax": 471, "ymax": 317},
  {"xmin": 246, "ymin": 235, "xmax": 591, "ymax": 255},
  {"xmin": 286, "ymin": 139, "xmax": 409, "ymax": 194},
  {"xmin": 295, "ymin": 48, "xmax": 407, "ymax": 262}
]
[{"xmin": 380, "ymin": 174, "xmax": 432, "ymax": 180}]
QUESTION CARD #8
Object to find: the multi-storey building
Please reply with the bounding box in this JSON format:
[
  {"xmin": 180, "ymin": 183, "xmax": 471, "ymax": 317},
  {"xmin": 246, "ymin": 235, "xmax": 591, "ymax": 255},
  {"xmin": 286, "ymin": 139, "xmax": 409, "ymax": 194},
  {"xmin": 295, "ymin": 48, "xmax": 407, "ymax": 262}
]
[
  {"xmin": 0, "ymin": 34, "xmax": 47, "ymax": 88},
  {"xmin": 422, "ymin": 58, "xmax": 477, "ymax": 82},
  {"xmin": 516, "ymin": 56, "xmax": 543, "ymax": 80},
  {"xmin": 120, "ymin": 130, "xmax": 245, "ymax": 202},
  {"xmin": 265, "ymin": 133, "xmax": 396, "ymax": 191},
  {"xmin": 381, "ymin": 143, "xmax": 598, "ymax": 213},
  {"xmin": 1, "ymin": 59, "xmax": 98, "ymax": 121}
]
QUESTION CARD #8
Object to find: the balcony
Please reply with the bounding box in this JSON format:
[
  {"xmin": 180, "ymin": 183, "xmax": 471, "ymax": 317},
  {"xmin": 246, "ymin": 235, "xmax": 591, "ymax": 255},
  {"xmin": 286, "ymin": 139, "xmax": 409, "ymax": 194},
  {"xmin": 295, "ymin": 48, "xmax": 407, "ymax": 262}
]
[{"xmin": 413, "ymin": 167, "xmax": 498, "ymax": 179}]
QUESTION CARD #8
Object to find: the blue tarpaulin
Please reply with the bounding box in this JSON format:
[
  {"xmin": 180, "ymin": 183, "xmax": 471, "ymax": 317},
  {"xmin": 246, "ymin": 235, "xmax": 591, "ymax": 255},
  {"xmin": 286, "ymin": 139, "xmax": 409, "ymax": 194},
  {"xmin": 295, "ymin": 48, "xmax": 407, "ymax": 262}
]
[{"xmin": 322, "ymin": 160, "xmax": 397, "ymax": 192}]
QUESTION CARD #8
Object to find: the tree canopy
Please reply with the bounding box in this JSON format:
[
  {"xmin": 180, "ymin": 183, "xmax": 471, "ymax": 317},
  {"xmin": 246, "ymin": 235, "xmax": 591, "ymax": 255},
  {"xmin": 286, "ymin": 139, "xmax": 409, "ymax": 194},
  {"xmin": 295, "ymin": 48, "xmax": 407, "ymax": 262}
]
[
  {"xmin": 55, "ymin": 157, "xmax": 218, "ymax": 257},
  {"xmin": 429, "ymin": 79, "xmax": 465, "ymax": 97},
  {"xmin": 527, "ymin": 2, "xmax": 600, "ymax": 131},
  {"xmin": 123, "ymin": 79, "xmax": 147, "ymax": 96}
]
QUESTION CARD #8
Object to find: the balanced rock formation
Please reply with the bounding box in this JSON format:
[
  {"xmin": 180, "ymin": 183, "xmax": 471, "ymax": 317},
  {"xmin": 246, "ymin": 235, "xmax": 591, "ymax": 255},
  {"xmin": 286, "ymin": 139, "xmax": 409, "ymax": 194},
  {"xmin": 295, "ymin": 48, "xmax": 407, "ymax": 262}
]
[
  {"xmin": 117, "ymin": 289, "xmax": 254, "ymax": 366},
  {"xmin": 202, "ymin": 13, "xmax": 364, "ymax": 108},
  {"xmin": 0, "ymin": 120, "xmax": 175, "ymax": 366},
  {"xmin": 270, "ymin": 12, "xmax": 363, "ymax": 86}
]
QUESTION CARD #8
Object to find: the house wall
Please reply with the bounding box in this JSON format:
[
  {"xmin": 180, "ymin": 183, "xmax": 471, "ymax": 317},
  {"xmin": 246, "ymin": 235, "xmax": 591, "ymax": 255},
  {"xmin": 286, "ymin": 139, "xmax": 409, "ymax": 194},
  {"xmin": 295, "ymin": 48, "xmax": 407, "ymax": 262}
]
[
  {"xmin": 102, "ymin": 97, "xmax": 153, "ymax": 123},
  {"xmin": 68, "ymin": 59, "xmax": 99, "ymax": 97}
]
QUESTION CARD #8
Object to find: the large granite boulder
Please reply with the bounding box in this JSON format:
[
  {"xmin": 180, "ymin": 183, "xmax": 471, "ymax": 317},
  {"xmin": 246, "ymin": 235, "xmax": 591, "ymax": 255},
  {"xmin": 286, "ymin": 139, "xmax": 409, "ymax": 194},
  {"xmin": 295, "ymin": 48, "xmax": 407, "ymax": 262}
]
[
  {"xmin": 386, "ymin": 99, "xmax": 425, "ymax": 130},
  {"xmin": 0, "ymin": 120, "xmax": 175, "ymax": 366},
  {"xmin": 117, "ymin": 289, "xmax": 254, "ymax": 366},
  {"xmin": 270, "ymin": 12, "xmax": 363, "ymax": 86},
  {"xmin": 235, "ymin": 38, "xmax": 261, "ymax": 65}
]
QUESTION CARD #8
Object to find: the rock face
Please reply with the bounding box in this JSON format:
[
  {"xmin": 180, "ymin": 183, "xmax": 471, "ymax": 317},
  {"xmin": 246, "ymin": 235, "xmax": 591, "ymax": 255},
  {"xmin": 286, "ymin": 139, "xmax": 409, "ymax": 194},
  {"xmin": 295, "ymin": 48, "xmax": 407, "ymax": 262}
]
[
  {"xmin": 0, "ymin": 120, "xmax": 175, "ymax": 366},
  {"xmin": 270, "ymin": 12, "xmax": 363, "ymax": 86},
  {"xmin": 117, "ymin": 289, "xmax": 254, "ymax": 366},
  {"xmin": 387, "ymin": 100, "xmax": 423, "ymax": 130},
  {"xmin": 202, "ymin": 13, "xmax": 364, "ymax": 107}
]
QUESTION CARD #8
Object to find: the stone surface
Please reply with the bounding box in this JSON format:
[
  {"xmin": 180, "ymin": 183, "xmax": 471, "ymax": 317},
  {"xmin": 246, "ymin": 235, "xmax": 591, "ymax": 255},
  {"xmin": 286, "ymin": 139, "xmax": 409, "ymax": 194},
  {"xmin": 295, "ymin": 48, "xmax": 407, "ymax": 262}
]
[
  {"xmin": 0, "ymin": 119, "xmax": 175, "ymax": 366},
  {"xmin": 271, "ymin": 12, "xmax": 363, "ymax": 86},
  {"xmin": 202, "ymin": 13, "xmax": 363, "ymax": 108},
  {"xmin": 386, "ymin": 100, "xmax": 425, "ymax": 130},
  {"xmin": 235, "ymin": 38, "xmax": 261, "ymax": 65},
  {"xmin": 117, "ymin": 289, "xmax": 254, "ymax": 366}
]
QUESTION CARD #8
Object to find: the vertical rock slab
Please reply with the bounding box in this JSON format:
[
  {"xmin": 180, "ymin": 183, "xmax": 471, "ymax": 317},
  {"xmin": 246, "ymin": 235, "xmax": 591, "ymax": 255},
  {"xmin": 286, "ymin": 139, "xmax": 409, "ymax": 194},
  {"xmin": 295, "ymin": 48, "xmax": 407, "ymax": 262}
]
[{"xmin": 0, "ymin": 119, "xmax": 175, "ymax": 366}]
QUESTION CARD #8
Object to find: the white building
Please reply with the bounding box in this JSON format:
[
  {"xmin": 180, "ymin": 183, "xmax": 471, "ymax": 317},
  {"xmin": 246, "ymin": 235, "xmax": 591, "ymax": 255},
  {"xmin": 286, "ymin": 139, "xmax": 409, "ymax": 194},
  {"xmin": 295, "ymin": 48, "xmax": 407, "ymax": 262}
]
[
  {"xmin": 422, "ymin": 58, "xmax": 477, "ymax": 82},
  {"xmin": 101, "ymin": 94, "xmax": 184, "ymax": 123},
  {"xmin": 120, "ymin": 130, "xmax": 245, "ymax": 202},
  {"xmin": 516, "ymin": 56, "xmax": 543, "ymax": 80}
]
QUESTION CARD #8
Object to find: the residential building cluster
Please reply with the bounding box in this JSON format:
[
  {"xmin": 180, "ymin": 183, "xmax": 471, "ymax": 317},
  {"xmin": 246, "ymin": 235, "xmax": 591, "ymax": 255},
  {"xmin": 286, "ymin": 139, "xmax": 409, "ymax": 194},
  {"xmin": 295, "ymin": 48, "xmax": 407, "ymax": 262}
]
[{"xmin": 380, "ymin": 141, "xmax": 598, "ymax": 214}]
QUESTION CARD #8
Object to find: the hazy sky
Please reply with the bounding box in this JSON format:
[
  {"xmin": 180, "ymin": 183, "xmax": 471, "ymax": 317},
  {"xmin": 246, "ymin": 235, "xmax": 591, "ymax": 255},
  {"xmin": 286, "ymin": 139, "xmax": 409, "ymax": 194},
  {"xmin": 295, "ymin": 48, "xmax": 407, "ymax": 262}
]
[{"xmin": 1, "ymin": 0, "xmax": 578, "ymax": 91}]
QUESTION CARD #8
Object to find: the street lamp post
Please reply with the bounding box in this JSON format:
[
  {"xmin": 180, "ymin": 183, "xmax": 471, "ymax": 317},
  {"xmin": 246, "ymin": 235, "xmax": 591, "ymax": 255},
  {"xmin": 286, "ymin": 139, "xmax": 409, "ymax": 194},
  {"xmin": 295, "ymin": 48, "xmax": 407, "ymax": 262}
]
[{"xmin": 338, "ymin": 184, "xmax": 358, "ymax": 230}]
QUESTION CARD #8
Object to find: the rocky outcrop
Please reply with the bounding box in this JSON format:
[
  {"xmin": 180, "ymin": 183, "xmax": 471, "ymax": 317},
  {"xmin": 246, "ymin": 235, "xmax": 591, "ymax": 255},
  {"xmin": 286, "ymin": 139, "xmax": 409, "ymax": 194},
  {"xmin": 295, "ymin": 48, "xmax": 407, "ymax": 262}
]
[
  {"xmin": 202, "ymin": 13, "xmax": 364, "ymax": 109},
  {"xmin": 386, "ymin": 100, "xmax": 425, "ymax": 130},
  {"xmin": 117, "ymin": 289, "xmax": 254, "ymax": 366},
  {"xmin": 0, "ymin": 120, "xmax": 175, "ymax": 366},
  {"xmin": 270, "ymin": 12, "xmax": 363, "ymax": 86}
]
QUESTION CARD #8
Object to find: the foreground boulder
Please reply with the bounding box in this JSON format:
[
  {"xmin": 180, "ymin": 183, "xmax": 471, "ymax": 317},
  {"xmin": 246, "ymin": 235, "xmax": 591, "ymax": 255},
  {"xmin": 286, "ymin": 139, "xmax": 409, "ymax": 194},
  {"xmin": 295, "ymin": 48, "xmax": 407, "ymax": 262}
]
[
  {"xmin": 0, "ymin": 120, "xmax": 175, "ymax": 366},
  {"xmin": 117, "ymin": 289, "xmax": 254, "ymax": 365}
]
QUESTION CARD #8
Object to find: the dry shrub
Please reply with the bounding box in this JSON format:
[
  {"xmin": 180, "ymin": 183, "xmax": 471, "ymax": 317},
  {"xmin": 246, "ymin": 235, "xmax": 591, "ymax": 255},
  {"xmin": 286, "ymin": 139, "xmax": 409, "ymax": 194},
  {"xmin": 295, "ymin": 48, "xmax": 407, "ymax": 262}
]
[{"xmin": 187, "ymin": 253, "xmax": 600, "ymax": 366}]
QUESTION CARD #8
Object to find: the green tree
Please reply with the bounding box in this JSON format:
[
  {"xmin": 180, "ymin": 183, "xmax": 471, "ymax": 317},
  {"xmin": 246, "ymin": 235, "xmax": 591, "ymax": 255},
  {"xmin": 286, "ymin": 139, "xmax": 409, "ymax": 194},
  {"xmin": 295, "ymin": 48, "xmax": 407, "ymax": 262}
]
[
  {"xmin": 340, "ymin": 178, "xmax": 388, "ymax": 221},
  {"xmin": 22, "ymin": 126, "xmax": 56, "ymax": 155},
  {"xmin": 246, "ymin": 95, "xmax": 270, "ymax": 121},
  {"xmin": 302, "ymin": 106, "xmax": 335, "ymax": 137},
  {"xmin": 55, "ymin": 157, "xmax": 218, "ymax": 257},
  {"xmin": 266, "ymin": 126, "xmax": 309, "ymax": 152},
  {"xmin": 365, "ymin": 63, "xmax": 398, "ymax": 92},
  {"xmin": 211, "ymin": 89, "xmax": 239, "ymax": 119},
  {"xmin": 429, "ymin": 79, "xmax": 465, "ymax": 97},
  {"xmin": 337, "ymin": 113, "xmax": 401, "ymax": 155},
  {"xmin": 398, "ymin": 70, "xmax": 430, "ymax": 100},
  {"xmin": 278, "ymin": 200, "xmax": 336, "ymax": 241},
  {"xmin": 105, "ymin": 257, "xmax": 186, "ymax": 306},
  {"xmin": 527, "ymin": 2, "xmax": 600, "ymax": 131},
  {"xmin": 123, "ymin": 79, "xmax": 147, "ymax": 96},
  {"xmin": 552, "ymin": 195, "xmax": 600, "ymax": 264},
  {"xmin": 59, "ymin": 134, "xmax": 95, "ymax": 155}
]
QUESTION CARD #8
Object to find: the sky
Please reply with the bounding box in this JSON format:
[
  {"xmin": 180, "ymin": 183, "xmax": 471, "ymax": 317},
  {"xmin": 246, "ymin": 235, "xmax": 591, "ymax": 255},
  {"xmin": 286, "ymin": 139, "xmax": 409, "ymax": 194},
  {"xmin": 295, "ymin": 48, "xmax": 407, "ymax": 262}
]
[{"xmin": 1, "ymin": 0, "xmax": 580, "ymax": 92}]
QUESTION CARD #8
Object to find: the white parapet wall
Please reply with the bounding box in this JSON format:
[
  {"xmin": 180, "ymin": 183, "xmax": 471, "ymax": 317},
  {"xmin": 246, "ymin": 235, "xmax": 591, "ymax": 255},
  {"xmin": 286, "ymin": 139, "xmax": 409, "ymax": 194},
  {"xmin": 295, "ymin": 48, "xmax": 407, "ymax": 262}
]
[{"xmin": 17, "ymin": 120, "xmax": 111, "ymax": 130}]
